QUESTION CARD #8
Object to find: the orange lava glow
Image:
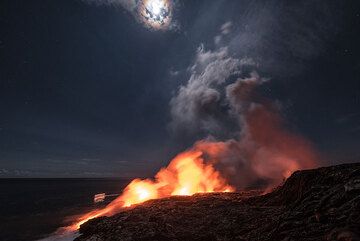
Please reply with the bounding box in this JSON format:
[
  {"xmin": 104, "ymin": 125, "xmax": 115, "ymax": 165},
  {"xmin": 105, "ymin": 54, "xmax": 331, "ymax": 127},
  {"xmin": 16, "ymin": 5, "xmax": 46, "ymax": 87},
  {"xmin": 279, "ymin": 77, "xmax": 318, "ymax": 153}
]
[{"xmin": 71, "ymin": 149, "xmax": 234, "ymax": 230}]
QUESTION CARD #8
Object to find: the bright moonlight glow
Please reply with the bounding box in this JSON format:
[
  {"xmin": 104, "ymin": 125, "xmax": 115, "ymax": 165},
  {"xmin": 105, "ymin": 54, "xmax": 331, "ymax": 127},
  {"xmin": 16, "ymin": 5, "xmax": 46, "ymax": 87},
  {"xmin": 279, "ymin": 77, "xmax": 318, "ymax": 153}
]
[
  {"xmin": 139, "ymin": 0, "xmax": 172, "ymax": 30},
  {"xmin": 149, "ymin": 0, "xmax": 163, "ymax": 15}
]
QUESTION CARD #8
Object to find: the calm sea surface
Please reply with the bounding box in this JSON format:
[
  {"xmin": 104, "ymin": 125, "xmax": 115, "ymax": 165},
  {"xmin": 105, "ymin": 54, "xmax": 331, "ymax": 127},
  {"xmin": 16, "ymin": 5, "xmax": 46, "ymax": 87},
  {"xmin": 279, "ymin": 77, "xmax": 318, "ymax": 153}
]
[{"xmin": 0, "ymin": 178, "xmax": 130, "ymax": 241}]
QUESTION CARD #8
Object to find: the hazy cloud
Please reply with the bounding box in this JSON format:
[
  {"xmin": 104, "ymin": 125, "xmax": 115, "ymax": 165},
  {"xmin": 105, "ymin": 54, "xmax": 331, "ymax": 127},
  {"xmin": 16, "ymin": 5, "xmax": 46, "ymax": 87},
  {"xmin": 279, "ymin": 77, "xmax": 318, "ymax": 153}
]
[
  {"xmin": 226, "ymin": 1, "xmax": 342, "ymax": 76},
  {"xmin": 169, "ymin": 44, "xmax": 256, "ymax": 139},
  {"xmin": 214, "ymin": 21, "xmax": 233, "ymax": 45},
  {"xmin": 220, "ymin": 21, "xmax": 232, "ymax": 35}
]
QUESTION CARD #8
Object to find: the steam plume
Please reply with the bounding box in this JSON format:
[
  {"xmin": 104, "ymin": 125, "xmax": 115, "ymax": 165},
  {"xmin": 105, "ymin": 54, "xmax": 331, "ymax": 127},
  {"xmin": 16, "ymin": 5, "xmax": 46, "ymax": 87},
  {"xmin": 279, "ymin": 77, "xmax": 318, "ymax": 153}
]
[{"xmin": 170, "ymin": 43, "xmax": 318, "ymax": 189}]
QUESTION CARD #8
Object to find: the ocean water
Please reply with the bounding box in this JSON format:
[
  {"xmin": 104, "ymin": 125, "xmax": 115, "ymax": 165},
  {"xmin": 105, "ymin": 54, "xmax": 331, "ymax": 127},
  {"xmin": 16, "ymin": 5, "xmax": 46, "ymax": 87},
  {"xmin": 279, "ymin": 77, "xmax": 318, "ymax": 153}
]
[{"xmin": 0, "ymin": 178, "xmax": 130, "ymax": 241}]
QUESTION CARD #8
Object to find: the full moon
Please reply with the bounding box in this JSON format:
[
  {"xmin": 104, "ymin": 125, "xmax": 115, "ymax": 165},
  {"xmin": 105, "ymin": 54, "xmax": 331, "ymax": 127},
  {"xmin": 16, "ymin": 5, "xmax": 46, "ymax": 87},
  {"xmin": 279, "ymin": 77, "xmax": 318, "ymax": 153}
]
[{"xmin": 139, "ymin": 0, "xmax": 172, "ymax": 30}]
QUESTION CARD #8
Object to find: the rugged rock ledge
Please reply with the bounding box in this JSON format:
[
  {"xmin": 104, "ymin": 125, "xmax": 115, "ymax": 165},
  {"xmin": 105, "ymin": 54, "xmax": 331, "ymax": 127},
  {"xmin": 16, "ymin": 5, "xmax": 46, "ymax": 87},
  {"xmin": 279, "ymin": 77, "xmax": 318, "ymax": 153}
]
[{"xmin": 75, "ymin": 163, "xmax": 360, "ymax": 241}]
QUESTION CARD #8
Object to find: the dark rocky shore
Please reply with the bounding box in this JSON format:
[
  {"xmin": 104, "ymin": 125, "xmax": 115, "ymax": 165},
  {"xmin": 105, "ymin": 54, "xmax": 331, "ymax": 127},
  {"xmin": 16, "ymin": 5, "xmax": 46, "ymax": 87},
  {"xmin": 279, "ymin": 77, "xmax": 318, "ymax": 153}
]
[{"xmin": 75, "ymin": 163, "xmax": 360, "ymax": 241}]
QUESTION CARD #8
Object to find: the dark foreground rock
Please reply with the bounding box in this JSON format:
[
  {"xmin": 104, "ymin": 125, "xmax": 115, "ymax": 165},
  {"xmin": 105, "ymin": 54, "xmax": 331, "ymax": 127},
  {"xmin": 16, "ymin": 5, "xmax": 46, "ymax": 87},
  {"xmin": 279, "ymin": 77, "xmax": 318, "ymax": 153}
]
[{"xmin": 75, "ymin": 163, "xmax": 360, "ymax": 241}]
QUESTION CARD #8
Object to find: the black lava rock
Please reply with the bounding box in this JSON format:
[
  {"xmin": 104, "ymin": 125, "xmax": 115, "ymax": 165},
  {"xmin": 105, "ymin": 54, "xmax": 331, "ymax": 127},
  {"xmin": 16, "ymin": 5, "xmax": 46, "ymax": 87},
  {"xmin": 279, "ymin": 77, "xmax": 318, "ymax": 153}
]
[{"xmin": 75, "ymin": 163, "xmax": 360, "ymax": 241}]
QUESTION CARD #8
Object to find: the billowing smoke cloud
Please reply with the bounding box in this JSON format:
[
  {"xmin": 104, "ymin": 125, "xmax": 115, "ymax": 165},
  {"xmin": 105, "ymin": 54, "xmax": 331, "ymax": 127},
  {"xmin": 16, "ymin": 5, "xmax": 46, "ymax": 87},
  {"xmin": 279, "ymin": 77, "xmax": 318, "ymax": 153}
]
[
  {"xmin": 170, "ymin": 44, "xmax": 255, "ymax": 139},
  {"xmin": 170, "ymin": 26, "xmax": 318, "ymax": 190}
]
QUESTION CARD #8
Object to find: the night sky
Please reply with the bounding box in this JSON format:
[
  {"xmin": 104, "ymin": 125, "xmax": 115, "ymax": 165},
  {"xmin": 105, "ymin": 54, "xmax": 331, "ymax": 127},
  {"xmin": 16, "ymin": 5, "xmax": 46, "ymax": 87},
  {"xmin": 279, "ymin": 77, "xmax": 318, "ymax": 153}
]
[{"xmin": 0, "ymin": 0, "xmax": 359, "ymax": 177}]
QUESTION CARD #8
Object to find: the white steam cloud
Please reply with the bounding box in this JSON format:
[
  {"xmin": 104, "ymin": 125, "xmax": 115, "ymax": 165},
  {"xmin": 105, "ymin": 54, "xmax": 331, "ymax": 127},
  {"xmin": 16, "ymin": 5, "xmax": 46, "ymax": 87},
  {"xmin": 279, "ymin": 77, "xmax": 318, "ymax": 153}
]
[
  {"xmin": 170, "ymin": 44, "xmax": 256, "ymax": 139},
  {"xmin": 170, "ymin": 24, "xmax": 318, "ymax": 189}
]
